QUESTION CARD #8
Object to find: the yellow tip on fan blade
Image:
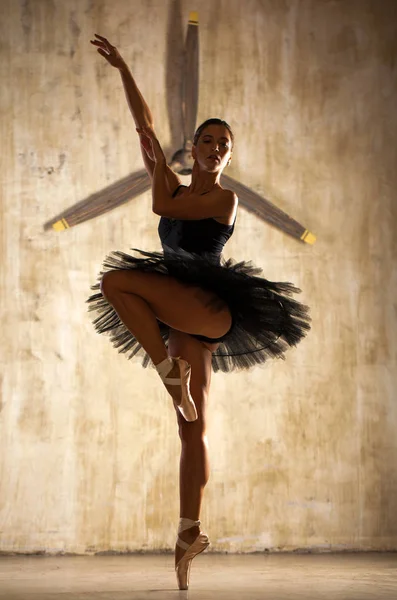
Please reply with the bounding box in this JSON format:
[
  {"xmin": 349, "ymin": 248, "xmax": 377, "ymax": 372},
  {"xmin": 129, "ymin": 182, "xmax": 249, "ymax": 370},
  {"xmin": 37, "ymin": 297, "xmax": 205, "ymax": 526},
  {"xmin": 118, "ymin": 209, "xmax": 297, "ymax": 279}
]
[
  {"xmin": 189, "ymin": 11, "xmax": 198, "ymax": 24},
  {"xmin": 301, "ymin": 230, "xmax": 316, "ymax": 244},
  {"xmin": 52, "ymin": 219, "xmax": 70, "ymax": 231}
]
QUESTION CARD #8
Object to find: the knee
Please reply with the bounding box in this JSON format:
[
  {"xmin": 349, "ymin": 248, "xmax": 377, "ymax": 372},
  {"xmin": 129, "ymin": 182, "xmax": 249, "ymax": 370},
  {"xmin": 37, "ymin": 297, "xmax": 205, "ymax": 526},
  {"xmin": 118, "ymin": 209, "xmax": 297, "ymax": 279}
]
[
  {"xmin": 178, "ymin": 417, "xmax": 206, "ymax": 445},
  {"xmin": 100, "ymin": 271, "xmax": 119, "ymax": 299}
]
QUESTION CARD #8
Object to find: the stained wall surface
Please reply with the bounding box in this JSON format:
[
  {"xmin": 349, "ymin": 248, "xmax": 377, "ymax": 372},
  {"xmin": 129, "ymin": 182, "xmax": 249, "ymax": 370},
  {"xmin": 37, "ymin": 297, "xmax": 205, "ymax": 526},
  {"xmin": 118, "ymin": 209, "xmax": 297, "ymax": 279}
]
[{"xmin": 1, "ymin": 0, "xmax": 396, "ymax": 554}]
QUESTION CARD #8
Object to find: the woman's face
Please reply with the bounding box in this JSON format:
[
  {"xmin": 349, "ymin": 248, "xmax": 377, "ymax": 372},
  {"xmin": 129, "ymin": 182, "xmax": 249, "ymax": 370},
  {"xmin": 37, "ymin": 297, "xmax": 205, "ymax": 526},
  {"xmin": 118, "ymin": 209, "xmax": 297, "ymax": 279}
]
[{"xmin": 192, "ymin": 124, "xmax": 233, "ymax": 172}]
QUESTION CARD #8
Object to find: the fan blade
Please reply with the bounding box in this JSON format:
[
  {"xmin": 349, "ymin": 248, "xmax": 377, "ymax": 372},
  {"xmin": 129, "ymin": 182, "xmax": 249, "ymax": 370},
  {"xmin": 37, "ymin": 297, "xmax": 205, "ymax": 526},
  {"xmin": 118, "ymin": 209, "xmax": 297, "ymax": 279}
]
[
  {"xmin": 182, "ymin": 11, "xmax": 199, "ymax": 149},
  {"xmin": 165, "ymin": 0, "xmax": 185, "ymax": 152},
  {"xmin": 220, "ymin": 174, "xmax": 316, "ymax": 244},
  {"xmin": 44, "ymin": 170, "xmax": 151, "ymax": 231}
]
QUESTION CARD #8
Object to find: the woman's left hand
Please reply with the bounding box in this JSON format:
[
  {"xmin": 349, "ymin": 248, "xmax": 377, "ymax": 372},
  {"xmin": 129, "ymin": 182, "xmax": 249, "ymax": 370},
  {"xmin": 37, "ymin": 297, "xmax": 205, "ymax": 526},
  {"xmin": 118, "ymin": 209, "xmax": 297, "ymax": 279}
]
[{"xmin": 136, "ymin": 126, "xmax": 166, "ymax": 164}]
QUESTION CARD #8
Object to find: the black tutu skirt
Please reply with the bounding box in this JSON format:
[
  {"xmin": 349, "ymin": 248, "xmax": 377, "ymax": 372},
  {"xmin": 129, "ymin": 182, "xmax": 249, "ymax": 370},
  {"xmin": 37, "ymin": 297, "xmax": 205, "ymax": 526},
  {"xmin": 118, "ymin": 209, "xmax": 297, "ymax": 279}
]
[{"xmin": 87, "ymin": 245, "xmax": 311, "ymax": 373}]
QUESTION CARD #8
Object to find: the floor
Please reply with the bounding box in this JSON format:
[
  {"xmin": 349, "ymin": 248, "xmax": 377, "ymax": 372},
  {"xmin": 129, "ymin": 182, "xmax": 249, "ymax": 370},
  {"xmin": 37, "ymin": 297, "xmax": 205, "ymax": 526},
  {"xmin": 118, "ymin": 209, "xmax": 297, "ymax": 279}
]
[{"xmin": 0, "ymin": 553, "xmax": 396, "ymax": 599}]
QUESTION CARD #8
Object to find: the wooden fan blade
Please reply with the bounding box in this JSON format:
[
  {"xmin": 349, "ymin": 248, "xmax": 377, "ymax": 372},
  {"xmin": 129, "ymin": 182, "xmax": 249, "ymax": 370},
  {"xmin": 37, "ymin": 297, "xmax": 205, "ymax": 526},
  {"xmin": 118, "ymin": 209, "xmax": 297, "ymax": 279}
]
[
  {"xmin": 182, "ymin": 11, "xmax": 199, "ymax": 147},
  {"xmin": 220, "ymin": 174, "xmax": 316, "ymax": 244},
  {"xmin": 44, "ymin": 170, "xmax": 151, "ymax": 231}
]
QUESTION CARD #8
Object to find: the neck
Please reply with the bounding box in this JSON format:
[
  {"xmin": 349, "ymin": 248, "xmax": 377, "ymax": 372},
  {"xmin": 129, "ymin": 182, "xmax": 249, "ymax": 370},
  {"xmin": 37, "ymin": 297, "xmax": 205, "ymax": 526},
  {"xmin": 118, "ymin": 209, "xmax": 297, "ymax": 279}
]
[{"xmin": 189, "ymin": 163, "xmax": 221, "ymax": 194}]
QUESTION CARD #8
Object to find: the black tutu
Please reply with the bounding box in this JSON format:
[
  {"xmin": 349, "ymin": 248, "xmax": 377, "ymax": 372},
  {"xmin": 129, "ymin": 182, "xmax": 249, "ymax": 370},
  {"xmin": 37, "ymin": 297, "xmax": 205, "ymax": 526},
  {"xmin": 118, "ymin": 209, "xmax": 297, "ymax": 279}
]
[{"xmin": 87, "ymin": 245, "xmax": 311, "ymax": 373}]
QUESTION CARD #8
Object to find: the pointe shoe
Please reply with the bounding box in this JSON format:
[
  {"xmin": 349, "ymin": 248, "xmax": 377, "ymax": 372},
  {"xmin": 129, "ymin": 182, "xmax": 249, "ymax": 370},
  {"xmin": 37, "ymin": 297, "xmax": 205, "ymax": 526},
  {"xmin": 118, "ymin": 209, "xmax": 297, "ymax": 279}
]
[
  {"xmin": 175, "ymin": 519, "xmax": 210, "ymax": 590},
  {"xmin": 163, "ymin": 356, "xmax": 198, "ymax": 422}
]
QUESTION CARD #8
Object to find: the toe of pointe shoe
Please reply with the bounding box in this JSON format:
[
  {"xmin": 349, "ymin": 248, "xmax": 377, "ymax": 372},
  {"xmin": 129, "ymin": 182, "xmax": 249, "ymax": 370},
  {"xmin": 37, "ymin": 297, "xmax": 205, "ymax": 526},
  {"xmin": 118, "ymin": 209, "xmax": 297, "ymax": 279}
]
[
  {"xmin": 175, "ymin": 562, "xmax": 191, "ymax": 590},
  {"xmin": 175, "ymin": 532, "xmax": 210, "ymax": 590}
]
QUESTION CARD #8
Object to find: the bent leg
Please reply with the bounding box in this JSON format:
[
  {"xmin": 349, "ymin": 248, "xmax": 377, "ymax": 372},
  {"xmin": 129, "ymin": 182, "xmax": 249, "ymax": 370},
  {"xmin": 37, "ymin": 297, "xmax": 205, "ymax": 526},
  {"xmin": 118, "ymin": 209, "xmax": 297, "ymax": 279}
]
[
  {"xmin": 101, "ymin": 269, "xmax": 232, "ymax": 340},
  {"xmin": 101, "ymin": 289, "xmax": 169, "ymax": 365}
]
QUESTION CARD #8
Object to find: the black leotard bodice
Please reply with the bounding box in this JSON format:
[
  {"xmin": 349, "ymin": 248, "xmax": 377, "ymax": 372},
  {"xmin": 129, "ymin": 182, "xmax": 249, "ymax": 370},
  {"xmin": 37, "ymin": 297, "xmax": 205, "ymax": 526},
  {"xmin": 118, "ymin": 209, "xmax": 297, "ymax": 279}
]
[{"xmin": 158, "ymin": 185, "xmax": 236, "ymax": 261}]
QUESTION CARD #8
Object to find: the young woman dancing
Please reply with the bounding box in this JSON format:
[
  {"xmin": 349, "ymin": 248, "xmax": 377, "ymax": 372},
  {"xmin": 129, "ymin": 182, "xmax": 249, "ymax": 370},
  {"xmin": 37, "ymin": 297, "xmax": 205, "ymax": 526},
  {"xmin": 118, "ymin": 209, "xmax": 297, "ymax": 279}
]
[{"xmin": 88, "ymin": 34, "xmax": 311, "ymax": 590}]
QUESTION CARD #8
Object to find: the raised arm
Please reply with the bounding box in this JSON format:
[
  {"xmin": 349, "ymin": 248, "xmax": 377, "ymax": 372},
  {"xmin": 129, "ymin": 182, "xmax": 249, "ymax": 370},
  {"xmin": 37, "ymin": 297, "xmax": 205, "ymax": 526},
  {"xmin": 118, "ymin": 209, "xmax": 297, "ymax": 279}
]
[
  {"xmin": 90, "ymin": 34, "xmax": 153, "ymax": 128},
  {"xmin": 90, "ymin": 34, "xmax": 181, "ymax": 188}
]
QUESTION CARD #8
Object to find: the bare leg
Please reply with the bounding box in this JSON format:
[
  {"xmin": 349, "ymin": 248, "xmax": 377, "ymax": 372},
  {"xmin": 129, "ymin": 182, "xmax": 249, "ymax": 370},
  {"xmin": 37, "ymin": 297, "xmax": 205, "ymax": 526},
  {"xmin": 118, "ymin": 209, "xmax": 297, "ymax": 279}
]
[
  {"xmin": 100, "ymin": 275, "xmax": 221, "ymax": 569},
  {"xmin": 180, "ymin": 425, "xmax": 210, "ymax": 519},
  {"xmin": 175, "ymin": 414, "xmax": 210, "ymax": 567},
  {"xmin": 168, "ymin": 330, "xmax": 218, "ymax": 568},
  {"xmin": 99, "ymin": 270, "xmax": 230, "ymax": 404},
  {"xmin": 100, "ymin": 287, "xmax": 183, "ymax": 403},
  {"xmin": 101, "ymin": 289, "xmax": 210, "ymax": 567},
  {"xmin": 104, "ymin": 290, "xmax": 168, "ymax": 364}
]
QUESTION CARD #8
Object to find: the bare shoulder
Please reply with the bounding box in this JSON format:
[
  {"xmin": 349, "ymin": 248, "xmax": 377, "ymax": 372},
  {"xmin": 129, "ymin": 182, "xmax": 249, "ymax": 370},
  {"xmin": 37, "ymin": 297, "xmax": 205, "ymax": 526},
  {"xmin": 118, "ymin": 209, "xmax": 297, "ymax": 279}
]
[
  {"xmin": 216, "ymin": 188, "xmax": 238, "ymax": 225},
  {"xmin": 220, "ymin": 188, "xmax": 238, "ymax": 204}
]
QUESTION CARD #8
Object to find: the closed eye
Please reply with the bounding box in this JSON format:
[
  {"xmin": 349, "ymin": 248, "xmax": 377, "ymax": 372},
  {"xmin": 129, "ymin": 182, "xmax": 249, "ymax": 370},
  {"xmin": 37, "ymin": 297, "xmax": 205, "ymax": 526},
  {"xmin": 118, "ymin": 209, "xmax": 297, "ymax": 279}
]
[{"xmin": 203, "ymin": 140, "xmax": 229, "ymax": 147}]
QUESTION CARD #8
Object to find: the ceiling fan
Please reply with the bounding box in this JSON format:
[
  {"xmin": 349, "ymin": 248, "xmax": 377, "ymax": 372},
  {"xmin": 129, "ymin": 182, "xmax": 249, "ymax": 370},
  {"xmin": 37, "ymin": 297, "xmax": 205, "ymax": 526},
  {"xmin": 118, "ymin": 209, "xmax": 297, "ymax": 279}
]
[{"xmin": 44, "ymin": 11, "xmax": 316, "ymax": 245}]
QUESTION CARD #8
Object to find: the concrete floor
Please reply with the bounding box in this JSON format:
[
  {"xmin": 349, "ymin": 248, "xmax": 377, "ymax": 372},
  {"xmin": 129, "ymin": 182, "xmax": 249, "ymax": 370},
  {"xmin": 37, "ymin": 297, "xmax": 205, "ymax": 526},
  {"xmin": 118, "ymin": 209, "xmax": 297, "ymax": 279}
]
[{"xmin": 0, "ymin": 553, "xmax": 396, "ymax": 599}]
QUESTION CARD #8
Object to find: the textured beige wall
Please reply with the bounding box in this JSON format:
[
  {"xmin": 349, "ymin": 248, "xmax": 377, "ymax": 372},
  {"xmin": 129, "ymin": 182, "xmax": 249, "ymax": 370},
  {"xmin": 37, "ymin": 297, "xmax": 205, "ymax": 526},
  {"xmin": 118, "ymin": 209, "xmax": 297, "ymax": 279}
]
[{"xmin": 1, "ymin": 0, "xmax": 396, "ymax": 554}]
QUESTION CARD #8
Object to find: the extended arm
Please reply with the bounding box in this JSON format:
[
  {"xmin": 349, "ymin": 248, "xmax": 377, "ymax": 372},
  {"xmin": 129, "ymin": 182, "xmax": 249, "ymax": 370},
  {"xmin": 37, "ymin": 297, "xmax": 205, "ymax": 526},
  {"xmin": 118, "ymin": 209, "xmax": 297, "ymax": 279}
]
[
  {"xmin": 91, "ymin": 34, "xmax": 153, "ymax": 128},
  {"xmin": 90, "ymin": 31, "xmax": 154, "ymax": 177},
  {"xmin": 118, "ymin": 63, "xmax": 153, "ymax": 129},
  {"xmin": 117, "ymin": 63, "xmax": 158, "ymax": 174},
  {"xmin": 91, "ymin": 34, "xmax": 181, "ymax": 185}
]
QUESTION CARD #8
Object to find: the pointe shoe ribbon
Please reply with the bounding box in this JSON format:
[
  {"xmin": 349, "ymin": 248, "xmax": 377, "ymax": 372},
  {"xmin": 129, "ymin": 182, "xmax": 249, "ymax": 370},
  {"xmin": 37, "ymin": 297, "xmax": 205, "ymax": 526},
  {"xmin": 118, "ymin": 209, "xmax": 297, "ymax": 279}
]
[
  {"xmin": 175, "ymin": 518, "xmax": 210, "ymax": 590},
  {"xmin": 163, "ymin": 357, "xmax": 198, "ymax": 422}
]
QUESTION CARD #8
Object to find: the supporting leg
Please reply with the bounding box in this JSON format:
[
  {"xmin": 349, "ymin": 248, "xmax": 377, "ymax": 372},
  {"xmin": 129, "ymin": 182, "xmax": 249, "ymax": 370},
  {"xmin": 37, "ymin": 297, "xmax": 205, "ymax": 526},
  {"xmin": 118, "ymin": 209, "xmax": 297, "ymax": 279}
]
[
  {"xmin": 179, "ymin": 423, "xmax": 210, "ymax": 521},
  {"xmin": 167, "ymin": 331, "xmax": 214, "ymax": 570},
  {"xmin": 175, "ymin": 402, "xmax": 210, "ymax": 568}
]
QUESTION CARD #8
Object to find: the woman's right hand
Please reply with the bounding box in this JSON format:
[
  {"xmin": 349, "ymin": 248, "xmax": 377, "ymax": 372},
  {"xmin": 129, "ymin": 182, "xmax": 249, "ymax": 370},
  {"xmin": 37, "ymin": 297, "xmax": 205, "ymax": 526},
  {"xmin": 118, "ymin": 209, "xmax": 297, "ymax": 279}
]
[{"xmin": 90, "ymin": 34, "xmax": 126, "ymax": 69}]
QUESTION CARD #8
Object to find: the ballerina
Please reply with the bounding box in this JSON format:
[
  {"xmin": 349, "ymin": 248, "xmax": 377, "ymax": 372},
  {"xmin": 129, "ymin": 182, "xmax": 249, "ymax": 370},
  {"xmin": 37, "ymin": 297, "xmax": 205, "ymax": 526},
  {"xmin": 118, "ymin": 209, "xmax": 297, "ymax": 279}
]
[{"xmin": 88, "ymin": 33, "xmax": 311, "ymax": 590}]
